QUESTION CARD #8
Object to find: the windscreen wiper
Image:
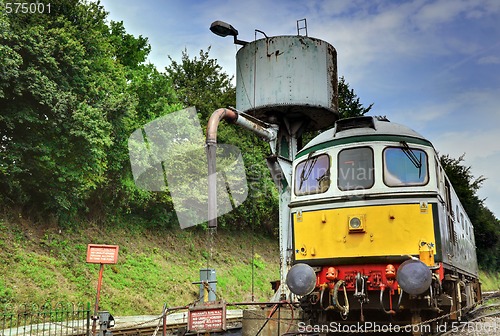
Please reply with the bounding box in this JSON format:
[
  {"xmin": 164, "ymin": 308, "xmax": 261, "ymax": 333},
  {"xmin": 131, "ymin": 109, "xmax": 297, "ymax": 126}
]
[
  {"xmin": 299, "ymin": 152, "xmax": 318, "ymax": 190},
  {"xmin": 400, "ymin": 141, "xmax": 422, "ymax": 178}
]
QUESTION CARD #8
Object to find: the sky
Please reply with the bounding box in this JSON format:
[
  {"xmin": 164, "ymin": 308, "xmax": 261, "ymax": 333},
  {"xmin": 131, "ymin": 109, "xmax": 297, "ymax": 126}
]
[{"xmin": 98, "ymin": 0, "xmax": 500, "ymax": 218}]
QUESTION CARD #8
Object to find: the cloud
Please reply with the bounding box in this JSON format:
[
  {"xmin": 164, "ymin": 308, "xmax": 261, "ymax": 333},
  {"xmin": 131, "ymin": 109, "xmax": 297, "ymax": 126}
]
[
  {"xmin": 477, "ymin": 177, "xmax": 500, "ymax": 217},
  {"xmin": 386, "ymin": 88, "xmax": 500, "ymax": 140},
  {"xmin": 435, "ymin": 131, "xmax": 500, "ymax": 217},
  {"xmin": 436, "ymin": 130, "xmax": 500, "ymax": 161},
  {"xmin": 413, "ymin": 0, "xmax": 500, "ymax": 29},
  {"xmin": 478, "ymin": 56, "xmax": 500, "ymax": 64},
  {"xmin": 414, "ymin": 0, "xmax": 474, "ymax": 30}
]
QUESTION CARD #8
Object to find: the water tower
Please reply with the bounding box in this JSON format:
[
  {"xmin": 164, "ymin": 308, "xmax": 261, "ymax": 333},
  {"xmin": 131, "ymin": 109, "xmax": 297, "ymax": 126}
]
[
  {"xmin": 236, "ymin": 34, "xmax": 338, "ymax": 130},
  {"xmin": 208, "ymin": 20, "xmax": 339, "ymax": 298}
]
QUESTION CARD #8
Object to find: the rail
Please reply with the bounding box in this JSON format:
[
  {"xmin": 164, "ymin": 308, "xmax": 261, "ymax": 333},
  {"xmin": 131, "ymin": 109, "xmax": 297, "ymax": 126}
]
[{"xmin": 3, "ymin": 292, "xmax": 498, "ymax": 336}]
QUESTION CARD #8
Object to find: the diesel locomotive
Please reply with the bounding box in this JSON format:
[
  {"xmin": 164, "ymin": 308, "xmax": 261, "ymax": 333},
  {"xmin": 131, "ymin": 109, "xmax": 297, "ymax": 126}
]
[
  {"xmin": 208, "ymin": 20, "xmax": 481, "ymax": 333},
  {"xmin": 286, "ymin": 115, "xmax": 482, "ymax": 327}
]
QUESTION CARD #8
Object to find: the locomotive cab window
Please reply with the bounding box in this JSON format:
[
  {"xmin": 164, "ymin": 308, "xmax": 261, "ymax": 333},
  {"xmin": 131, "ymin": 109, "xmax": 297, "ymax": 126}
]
[
  {"xmin": 383, "ymin": 146, "xmax": 429, "ymax": 187},
  {"xmin": 295, "ymin": 154, "xmax": 331, "ymax": 195},
  {"xmin": 338, "ymin": 147, "xmax": 374, "ymax": 191}
]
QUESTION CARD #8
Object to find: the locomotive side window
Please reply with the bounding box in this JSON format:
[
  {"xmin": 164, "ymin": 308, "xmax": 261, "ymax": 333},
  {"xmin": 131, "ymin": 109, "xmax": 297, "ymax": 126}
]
[
  {"xmin": 383, "ymin": 147, "xmax": 429, "ymax": 187},
  {"xmin": 295, "ymin": 154, "xmax": 331, "ymax": 195},
  {"xmin": 338, "ymin": 147, "xmax": 374, "ymax": 191}
]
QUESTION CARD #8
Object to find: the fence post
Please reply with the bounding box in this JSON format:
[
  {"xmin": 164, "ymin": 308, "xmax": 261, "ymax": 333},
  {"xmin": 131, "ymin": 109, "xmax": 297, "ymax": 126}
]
[
  {"xmin": 0, "ymin": 302, "xmax": 92, "ymax": 336},
  {"xmin": 86, "ymin": 302, "xmax": 91, "ymax": 336}
]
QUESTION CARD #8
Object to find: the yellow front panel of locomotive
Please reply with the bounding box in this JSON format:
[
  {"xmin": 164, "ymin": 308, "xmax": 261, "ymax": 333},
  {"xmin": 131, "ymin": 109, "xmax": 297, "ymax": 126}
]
[{"xmin": 293, "ymin": 203, "xmax": 435, "ymax": 261}]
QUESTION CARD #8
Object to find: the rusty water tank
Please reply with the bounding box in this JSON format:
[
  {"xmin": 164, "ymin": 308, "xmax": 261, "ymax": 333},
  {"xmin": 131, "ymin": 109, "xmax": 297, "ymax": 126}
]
[{"xmin": 236, "ymin": 35, "xmax": 338, "ymax": 131}]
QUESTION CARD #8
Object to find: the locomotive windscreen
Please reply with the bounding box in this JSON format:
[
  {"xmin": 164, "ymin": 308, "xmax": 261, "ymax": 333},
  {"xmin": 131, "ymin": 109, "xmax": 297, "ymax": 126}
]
[{"xmin": 338, "ymin": 147, "xmax": 374, "ymax": 191}]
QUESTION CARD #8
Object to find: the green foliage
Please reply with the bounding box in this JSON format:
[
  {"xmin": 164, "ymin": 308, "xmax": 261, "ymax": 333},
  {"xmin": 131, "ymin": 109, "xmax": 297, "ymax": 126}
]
[
  {"xmin": 0, "ymin": 0, "xmax": 381, "ymax": 236},
  {"xmin": 165, "ymin": 48, "xmax": 236, "ymax": 123},
  {"xmin": 338, "ymin": 76, "xmax": 373, "ymax": 118},
  {"xmin": 0, "ymin": 0, "xmax": 181, "ymax": 224},
  {"xmin": 440, "ymin": 154, "xmax": 500, "ymax": 271},
  {"xmin": 479, "ymin": 270, "xmax": 500, "ymax": 291},
  {"xmin": 440, "ymin": 154, "xmax": 485, "ymax": 200},
  {"xmin": 0, "ymin": 279, "xmax": 13, "ymax": 303},
  {"xmin": 0, "ymin": 0, "xmax": 122, "ymax": 217},
  {"xmin": 165, "ymin": 49, "xmax": 278, "ymax": 232},
  {"xmin": 109, "ymin": 21, "xmax": 150, "ymax": 69}
]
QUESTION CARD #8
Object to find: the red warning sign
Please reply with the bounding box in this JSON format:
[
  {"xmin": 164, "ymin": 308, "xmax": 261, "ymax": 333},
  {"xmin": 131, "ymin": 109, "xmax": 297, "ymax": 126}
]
[
  {"xmin": 188, "ymin": 303, "xmax": 226, "ymax": 332},
  {"xmin": 86, "ymin": 244, "xmax": 119, "ymax": 264}
]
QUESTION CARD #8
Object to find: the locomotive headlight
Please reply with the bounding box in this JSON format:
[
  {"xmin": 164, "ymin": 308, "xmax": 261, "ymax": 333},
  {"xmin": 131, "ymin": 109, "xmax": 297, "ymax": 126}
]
[
  {"xmin": 350, "ymin": 217, "xmax": 361, "ymax": 228},
  {"xmin": 348, "ymin": 215, "xmax": 365, "ymax": 232}
]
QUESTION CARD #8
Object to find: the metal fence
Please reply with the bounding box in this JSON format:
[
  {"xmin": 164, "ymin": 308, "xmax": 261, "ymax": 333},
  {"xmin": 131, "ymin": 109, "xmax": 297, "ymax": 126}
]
[{"xmin": 1, "ymin": 302, "xmax": 90, "ymax": 336}]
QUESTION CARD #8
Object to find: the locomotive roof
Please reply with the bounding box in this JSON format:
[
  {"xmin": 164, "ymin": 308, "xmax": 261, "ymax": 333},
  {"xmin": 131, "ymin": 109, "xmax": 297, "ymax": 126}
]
[{"xmin": 297, "ymin": 116, "xmax": 433, "ymax": 158}]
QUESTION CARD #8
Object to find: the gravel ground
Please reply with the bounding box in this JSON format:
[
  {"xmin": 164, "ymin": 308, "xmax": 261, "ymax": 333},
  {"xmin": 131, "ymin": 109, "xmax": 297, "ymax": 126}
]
[{"xmin": 442, "ymin": 316, "xmax": 499, "ymax": 336}]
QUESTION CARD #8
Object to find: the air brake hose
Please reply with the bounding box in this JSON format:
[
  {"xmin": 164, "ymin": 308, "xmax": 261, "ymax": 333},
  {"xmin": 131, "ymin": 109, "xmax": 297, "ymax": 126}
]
[
  {"xmin": 397, "ymin": 289, "xmax": 403, "ymax": 310},
  {"xmin": 332, "ymin": 280, "xmax": 349, "ymax": 316},
  {"xmin": 380, "ymin": 286, "xmax": 396, "ymax": 315}
]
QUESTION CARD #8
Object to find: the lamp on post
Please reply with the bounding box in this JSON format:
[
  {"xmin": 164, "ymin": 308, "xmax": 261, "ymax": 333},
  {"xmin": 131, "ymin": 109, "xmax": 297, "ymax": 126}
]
[{"xmin": 210, "ymin": 20, "xmax": 248, "ymax": 45}]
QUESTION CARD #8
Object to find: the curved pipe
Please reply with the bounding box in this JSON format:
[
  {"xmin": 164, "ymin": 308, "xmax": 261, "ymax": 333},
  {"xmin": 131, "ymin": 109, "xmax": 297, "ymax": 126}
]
[
  {"xmin": 380, "ymin": 287, "xmax": 396, "ymax": 315},
  {"xmin": 206, "ymin": 108, "xmax": 239, "ymax": 229},
  {"xmin": 333, "ymin": 280, "xmax": 349, "ymax": 317},
  {"xmin": 320, "ymin": 286, "xmax": 328, "ymax": 310},
  {"xmin": 207, "ymin": 107, "xmax": 277, "ymax": 145},
  {"xmin": 206, "ymin": 108, "xmax": 238, "ymax": 145}
]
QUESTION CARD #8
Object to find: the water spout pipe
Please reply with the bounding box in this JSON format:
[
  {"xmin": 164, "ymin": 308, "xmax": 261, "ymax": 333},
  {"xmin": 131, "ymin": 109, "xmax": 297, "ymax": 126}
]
[
  {"xmin": 206, "ymin": 108, "xmax": 277, "ymax": 229},
  {"xmin": 207, "ymin": 107, "xmax": 277, "ymax": 144}
]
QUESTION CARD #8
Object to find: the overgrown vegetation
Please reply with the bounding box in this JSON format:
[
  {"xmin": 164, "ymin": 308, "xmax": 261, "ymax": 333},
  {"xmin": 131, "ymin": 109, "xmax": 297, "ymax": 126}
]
[
  {"xmin": 0, "ymin": 0, "xmax": 280, "ymax": 233},
  {"xmin": 0, "ymin": 213, "xmax": 279, "ymax": 314},
  {"xmin": 479, "ymin": 271, "xmax": 500, "ymax": 291}
]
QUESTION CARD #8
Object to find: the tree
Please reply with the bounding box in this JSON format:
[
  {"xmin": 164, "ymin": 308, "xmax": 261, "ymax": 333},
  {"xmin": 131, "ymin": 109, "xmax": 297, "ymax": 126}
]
[
  {"xmin": 0, "ymin": 0, "xmax": 121, "ymax": 217},
  {"xmin": 338, "ymin": 76, "xmax": 373, "ymax": 119},
  {"xmin": 0, "ymin": 0, "xmax": 181, "ymax": 223},
  {"xmin": 165, "ymin": 48, "xmax": 236, "ymax": 123},
  {"xmin": 165, "ymin": 49, "xmax": 278, "ymax": 232},
  {"xmin": 90, "ymin": 35, "xmax": 182, "ymax": 223},
  {"xmin": 0, "ymin": 0, "xmax": 376, "ymax": 232},
  {"xmin": 108, "ymin": 21, "xmax": 150, "ymax": 70}
]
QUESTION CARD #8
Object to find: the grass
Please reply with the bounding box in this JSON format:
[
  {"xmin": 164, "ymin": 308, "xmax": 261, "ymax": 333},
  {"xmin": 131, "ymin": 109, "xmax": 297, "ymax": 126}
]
[
  {"xmin": 0, "ymin": 213, "xmax": 279, "ymax": 316},
  {"xmin": 479, "ymin": 270, "xmax": 500, "ymax": 291}
]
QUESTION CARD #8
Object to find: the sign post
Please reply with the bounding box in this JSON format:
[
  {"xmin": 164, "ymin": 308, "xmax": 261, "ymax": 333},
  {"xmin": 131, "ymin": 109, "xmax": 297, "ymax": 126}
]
[
  {"xmin": 188, "ymin": 301, "xmax": 226, "ymax": 333},
  {"xmin": 86, "ymin": 244, "xmax": 119, "ymax": 336}
]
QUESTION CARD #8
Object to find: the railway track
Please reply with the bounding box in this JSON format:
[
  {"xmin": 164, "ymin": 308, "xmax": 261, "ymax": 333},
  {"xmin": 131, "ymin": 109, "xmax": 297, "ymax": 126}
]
[
  {"xmin": 97, "ymin": 309, "xmax": 243, "ymax": 336},
  {"xmin": 109, "ymin": 320, "xmax": 243, "ymax": 336},
  {"xmin": 434, "ymin": 291, "xmax": 500, "ymax": 336},
  {"xmin": 74, "ymin": 291, "xmax": 500, "ymax": 336}
]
